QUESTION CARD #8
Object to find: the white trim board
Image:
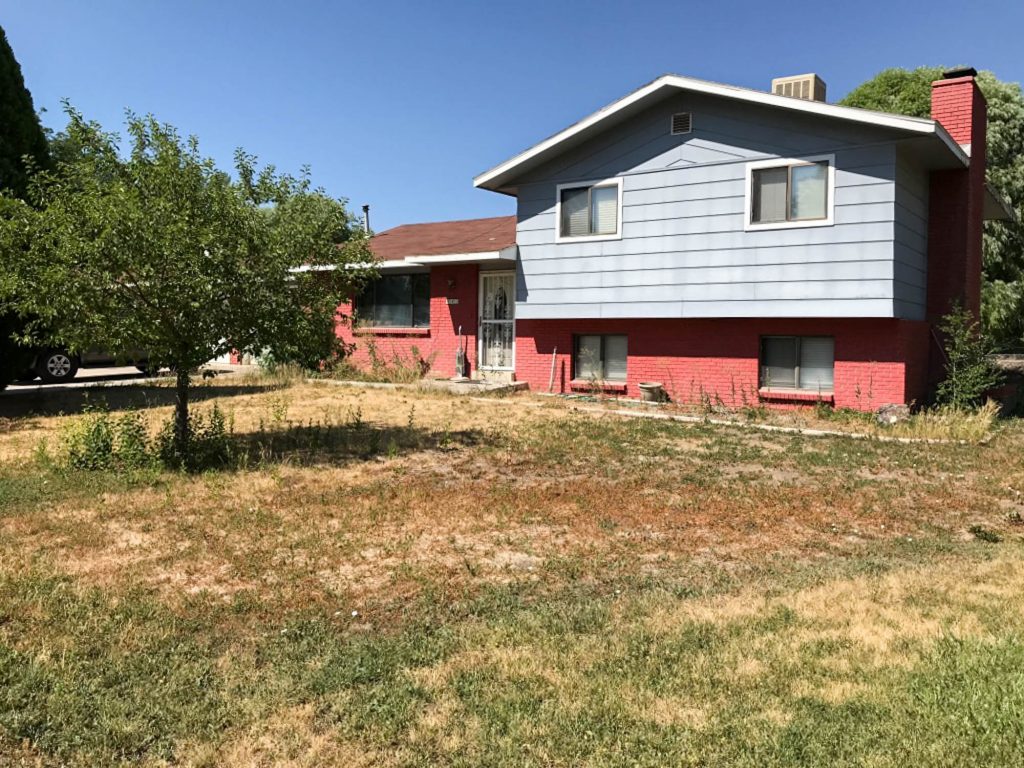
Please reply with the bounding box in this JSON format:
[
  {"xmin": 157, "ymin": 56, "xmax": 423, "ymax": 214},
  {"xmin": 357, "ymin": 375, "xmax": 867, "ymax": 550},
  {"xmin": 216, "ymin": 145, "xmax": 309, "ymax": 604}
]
[
  {"xmin": 743, "ymin": 153, "xmax": 836, "ymax": 232},
  {"xmin": 474, "ymin": 74, "xmax": 968, "ymax": 192},
  {"xmin": 324, "ymin": 246, "xmax": 519, "ymax": 273}
]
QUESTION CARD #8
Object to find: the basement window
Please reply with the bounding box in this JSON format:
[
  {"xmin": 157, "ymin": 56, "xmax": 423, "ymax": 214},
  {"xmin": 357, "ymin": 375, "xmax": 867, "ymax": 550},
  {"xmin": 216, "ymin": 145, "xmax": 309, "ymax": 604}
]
[
  {"xmin": 556, "ymin": 178, "xmax": 623, "ymax": 242},
  {"xmin": 356, "ymin": 273, "xmax": 430, "ymax": 328},
  {"xmin": 575, "ymin": 334, "xmax": 627, "ymax": 382},
  {"xmin": 746, "ymin": 155, "xmax": 834, "ymax": 230},
  {"xmin": 760, "ymin": 336, "xmax": 834, "ymax": 392}
]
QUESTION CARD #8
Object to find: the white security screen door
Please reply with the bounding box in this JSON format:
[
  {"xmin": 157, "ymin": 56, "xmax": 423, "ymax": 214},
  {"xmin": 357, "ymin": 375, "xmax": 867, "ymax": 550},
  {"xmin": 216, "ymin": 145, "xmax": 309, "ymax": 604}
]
[{"xmin": 479, "ymin": 271, "xmax": 515, "ymax": 370}]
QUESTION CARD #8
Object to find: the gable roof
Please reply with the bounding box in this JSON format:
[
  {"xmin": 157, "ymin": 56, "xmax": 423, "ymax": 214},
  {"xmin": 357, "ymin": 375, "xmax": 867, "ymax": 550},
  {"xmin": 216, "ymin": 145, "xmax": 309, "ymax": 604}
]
[
  {"xmin": 474, "ymin": 74, "xmax": 968, "ymax": 194},
  {"xmin": 370, "ymin": 215, "xmax": 517, "ymax": 261}
]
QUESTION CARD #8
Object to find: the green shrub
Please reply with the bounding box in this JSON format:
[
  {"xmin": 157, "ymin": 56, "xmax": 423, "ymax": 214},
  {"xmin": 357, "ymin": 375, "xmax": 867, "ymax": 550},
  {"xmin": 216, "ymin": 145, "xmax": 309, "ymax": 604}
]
[
  {"xmin": 936, "ymin": 306, "xmax": 1003, "ymax": 409},
  {"xmin": 156, "ymin": 404, "xmax": 233, "ymax": 471},
  {"xmin": 113, "ymin": 411, "xmax": 153, "ymax": 469},
  {"xmin": 63, "ymin": 405, "xmax": 232, "ymax": 473},
  {"xmin": 969, "ymin": 524, "xmax": 1002, "ymax": 543},
  {"xmin": 65, "ymin": 409, "xmax": 115, "ymax": 471}
]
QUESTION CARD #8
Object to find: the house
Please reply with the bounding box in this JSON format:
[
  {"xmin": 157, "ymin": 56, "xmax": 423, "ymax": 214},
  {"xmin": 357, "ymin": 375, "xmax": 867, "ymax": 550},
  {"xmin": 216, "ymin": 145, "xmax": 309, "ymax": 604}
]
[{"xmin": 338, "ymin": 68, "xmax": 1013, "ymax": 410}]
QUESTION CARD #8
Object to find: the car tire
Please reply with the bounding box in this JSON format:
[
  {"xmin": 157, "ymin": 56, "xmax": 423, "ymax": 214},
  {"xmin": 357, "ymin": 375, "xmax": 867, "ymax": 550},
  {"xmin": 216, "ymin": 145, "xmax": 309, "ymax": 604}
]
[{"xmin": 36, "ymin": 349, "xmax": 79, "ymax": 384}]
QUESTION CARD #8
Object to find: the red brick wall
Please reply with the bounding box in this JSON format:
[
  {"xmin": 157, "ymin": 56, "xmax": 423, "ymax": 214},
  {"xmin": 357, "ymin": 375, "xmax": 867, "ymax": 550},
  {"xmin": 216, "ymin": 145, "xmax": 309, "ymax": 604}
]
[
  {"xmin": 927, "ymin": 75, "xmax": 987, "ymax": 322},
  {"xmin": 515, "ymin": 317, "xmax": 930, "ymax": 411},
  {"xmin": 926, "ymin": 75, "xmax": 987, "ymax": 389},
  {"xmin": 336, "ymin": 264, "xmax": 479, "ymax": 378}
]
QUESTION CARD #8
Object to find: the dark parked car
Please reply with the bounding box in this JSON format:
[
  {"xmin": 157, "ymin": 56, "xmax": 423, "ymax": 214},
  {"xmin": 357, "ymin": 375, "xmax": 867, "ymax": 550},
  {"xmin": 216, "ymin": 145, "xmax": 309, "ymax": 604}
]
[{"xmin": 21, "ymin": 347, "xmax": 154, "ymax": 384}]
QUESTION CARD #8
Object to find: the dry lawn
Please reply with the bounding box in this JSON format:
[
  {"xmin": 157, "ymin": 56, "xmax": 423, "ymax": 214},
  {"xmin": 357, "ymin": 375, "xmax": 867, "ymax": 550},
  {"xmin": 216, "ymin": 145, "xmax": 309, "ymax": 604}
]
[{"xmin": 1, "ymin": 374, "xmax": 1023, "ymax": 766}]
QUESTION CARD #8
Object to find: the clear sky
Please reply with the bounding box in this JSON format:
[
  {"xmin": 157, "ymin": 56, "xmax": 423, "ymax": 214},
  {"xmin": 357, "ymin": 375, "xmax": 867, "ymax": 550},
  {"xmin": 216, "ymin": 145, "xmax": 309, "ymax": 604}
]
[{"xmin": 5, "ymin": 0, "xmax": 1023, "ymax": 231}]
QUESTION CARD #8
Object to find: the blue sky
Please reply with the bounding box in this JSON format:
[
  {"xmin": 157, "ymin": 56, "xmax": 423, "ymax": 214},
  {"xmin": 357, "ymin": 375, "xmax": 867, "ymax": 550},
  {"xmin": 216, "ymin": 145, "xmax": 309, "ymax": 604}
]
[{"xmin": 5, "ymin": 0, "xmax": 1023, "ymax": 231}]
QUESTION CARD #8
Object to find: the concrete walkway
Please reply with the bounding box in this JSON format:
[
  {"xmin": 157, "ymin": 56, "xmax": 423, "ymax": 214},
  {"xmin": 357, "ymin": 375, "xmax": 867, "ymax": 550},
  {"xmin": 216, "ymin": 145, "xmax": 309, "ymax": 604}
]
[{"xmin": 312, "ymin": 377, "xmax": 528, "ymax": 396}]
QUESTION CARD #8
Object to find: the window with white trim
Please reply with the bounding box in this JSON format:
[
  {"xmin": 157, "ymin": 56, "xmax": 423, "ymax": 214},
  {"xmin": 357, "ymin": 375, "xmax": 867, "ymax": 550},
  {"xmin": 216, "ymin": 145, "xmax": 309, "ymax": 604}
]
[
  {"xmin": 575, "ymin": 334, "xmax": 627, "ymax": 382},
  {"xmin": 750, "ymin": 158, "xmax": 831, "ymax": 225},
  {"xmin": 760, "ymin": 336, "xmax": 834, "ymax": 392},
  {"xmin": 558, "ymin": 181, "xmax": 620, "ymax": 239}
]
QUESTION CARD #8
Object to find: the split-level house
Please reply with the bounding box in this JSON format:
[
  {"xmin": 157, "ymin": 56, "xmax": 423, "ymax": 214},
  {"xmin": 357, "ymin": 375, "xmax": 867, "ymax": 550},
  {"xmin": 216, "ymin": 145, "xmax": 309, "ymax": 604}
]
[{"xmin": 338, "ymin": 68, "xmax": 1013, "ymax": 410}]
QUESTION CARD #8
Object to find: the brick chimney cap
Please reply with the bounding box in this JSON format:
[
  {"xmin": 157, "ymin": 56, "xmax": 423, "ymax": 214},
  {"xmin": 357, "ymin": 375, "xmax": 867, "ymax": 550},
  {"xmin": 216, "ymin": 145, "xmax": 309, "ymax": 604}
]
[{"xmin": 943, "ymin": 66, "xmax": 978, "ymax": 80}]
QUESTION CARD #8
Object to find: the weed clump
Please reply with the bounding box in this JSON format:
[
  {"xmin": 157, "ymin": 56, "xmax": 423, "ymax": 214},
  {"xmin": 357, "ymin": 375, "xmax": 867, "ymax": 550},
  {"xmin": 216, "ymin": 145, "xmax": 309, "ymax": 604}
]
[{"xmin": 62, "ymin": 405, "xmax": 233, "ymax": 473}]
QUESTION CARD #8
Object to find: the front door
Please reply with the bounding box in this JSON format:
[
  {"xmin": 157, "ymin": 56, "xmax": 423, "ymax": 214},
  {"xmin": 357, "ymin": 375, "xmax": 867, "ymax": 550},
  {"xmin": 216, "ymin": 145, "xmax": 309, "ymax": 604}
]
[{"xmin": 478, "ymin": 271, "xmax": 515, "ymax": 372}]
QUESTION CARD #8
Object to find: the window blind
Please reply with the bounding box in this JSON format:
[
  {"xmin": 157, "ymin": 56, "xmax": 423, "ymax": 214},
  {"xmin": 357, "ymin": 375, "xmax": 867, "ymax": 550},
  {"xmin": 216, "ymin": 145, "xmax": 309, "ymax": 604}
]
[
  {"xmin": 561, "ymin": 188, "xmax": 590, "ymax": 238},
  {"xmin": 591, "ymin": 186, "xmax": 618, "ymax": 235},
  {"xmin": 752, "ymin": 167, "xmax": 788, "ymax": 223},
  {"xmin": 799, "ymin": 337, "xmax": 834, "ymax": 389},
  {"xmin": 603, "ymin": 335, "xmax": 628, "ymax": 381}
]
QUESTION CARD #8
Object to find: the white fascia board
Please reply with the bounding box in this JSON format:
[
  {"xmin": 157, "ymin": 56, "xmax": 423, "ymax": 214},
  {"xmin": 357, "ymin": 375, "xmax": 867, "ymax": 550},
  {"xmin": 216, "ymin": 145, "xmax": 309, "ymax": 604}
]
[
  {"xmin": 289, "ymin": 264, "xmax": 338, "ymax": 273},
  {"xmin": 294, "ymin": 250, "xmax": 521, "ymax": 273},
  {"xmin": 474, "ymin": 74, "xmax": 968, "ymax": 191},
  {"xmin": 405, "ymin": 249, "xmax": 517, "ymax": 265},
  {"xmin": 323, "ymin": 251, "xmax": 518, "ymax": 272}
]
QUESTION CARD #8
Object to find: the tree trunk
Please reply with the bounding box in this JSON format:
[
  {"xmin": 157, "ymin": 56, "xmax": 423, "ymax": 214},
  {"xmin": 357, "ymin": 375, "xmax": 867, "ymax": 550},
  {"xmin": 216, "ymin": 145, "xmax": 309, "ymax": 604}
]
[{"xmin": 174, "ymin": 367, "xmax": 190, "ymax": 458}]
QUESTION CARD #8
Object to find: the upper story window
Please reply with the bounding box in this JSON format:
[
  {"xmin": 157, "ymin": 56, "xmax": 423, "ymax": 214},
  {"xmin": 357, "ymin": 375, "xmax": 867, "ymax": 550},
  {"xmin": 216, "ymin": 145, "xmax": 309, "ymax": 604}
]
[
  {"xmin": 745, "ymin": 154, "xmax": 834, "ymax": 231},
  {"xmin": 356, "ymin": 273, "xmax": 430, "ymax": 328},
  {"xmin": 556, "ymin": 178, "xmax": 623, "ymax": 242}
]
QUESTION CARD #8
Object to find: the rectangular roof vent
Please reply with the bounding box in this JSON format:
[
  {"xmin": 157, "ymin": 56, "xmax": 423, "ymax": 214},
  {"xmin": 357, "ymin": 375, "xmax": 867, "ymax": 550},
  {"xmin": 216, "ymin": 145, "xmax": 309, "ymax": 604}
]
[
  {"xmin": 670, "ymin": 112, "xmax": 692, "ymax": 135},
  {"xmin": 771, "ymin": 74, "xmax": 827, "ymax": 102}
]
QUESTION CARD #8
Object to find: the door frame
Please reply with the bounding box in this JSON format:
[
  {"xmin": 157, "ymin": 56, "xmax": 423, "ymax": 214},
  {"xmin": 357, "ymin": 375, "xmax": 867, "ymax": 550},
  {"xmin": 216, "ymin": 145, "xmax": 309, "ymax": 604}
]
[{"xmin": 477, "ymin": 269, "xmax": 516, "ymax": 372}]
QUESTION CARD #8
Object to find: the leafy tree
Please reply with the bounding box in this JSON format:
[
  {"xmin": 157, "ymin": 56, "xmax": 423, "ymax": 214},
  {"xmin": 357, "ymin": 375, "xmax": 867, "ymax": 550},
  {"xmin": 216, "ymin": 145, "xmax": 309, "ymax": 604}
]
[
  {"xmin": 1, "ymin": 106, "xmax": 374, "ymax": 459},
  {"xmin": 840, "ymin": 67, "xmax": 1024, "ymax": 348},
  {"xmin": 935, "ymin": 305, "xmax": 1003, "ymax": 409},
  {"xmin": 0, "ymin": 24, "xmax": 50, "ymax": 390},
  {"xmin": 0, "ymin": 25, "xmax": 49, "ymax": 198}
]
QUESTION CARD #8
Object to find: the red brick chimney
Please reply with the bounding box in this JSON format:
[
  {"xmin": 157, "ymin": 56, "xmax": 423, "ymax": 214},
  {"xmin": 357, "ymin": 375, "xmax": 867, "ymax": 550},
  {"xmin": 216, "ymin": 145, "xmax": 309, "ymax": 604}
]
[{"xmin": 926, "ymin": 67, "xmax": 987, "ymax": 322}]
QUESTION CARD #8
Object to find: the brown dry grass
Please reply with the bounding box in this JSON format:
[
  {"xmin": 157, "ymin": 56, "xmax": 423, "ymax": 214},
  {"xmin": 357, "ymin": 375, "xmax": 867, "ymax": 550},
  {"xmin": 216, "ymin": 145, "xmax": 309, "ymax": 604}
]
[
  {"xmin": 2, "ymin": 378, "xmax": 1022, "ymax": 619},
  {"xmin": 3, "ymin": 374, "xmax": 1024, "ymax": 765}
]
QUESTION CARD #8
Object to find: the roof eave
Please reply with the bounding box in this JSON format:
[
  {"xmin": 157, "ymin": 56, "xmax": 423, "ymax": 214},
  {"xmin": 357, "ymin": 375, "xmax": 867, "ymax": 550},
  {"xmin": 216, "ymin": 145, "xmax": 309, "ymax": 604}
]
[
  {"xmin": 474, "ymin": 74, "xmax": 968, "ymax": 192},
  {"xmin": 985, "ymin": 184, "xmax": 1018, "ymax": 223}
]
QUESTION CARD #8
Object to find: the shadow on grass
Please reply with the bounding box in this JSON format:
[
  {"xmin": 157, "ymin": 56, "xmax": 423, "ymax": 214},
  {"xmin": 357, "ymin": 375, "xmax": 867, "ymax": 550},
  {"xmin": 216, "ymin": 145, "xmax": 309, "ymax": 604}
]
[
  {"xmin": 0, "ymin": 380, "xmax": 284, "ymax": 419},
  {"xmin": 224, "ymin": 420, "xmax": 486, "ymax": 468}
]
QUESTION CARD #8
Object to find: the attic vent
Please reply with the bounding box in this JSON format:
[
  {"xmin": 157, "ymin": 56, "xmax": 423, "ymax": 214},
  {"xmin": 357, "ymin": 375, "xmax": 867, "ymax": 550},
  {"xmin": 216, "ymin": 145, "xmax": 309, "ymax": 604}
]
[
  {"xmin": 771, "ymin": 73, "xmax": 827, "ymax": 102},
  {"xmin": 670, "ymin": 112, "xmax": 692, "ymax": 135}
]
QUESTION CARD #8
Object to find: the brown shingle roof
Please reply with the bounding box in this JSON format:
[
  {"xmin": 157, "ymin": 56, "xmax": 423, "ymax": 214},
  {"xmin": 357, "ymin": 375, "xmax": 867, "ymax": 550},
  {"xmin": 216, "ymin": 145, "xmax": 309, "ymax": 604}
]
[{"xmin": 369, "ymin": 215, "xmax": 517, "ymax": 261}]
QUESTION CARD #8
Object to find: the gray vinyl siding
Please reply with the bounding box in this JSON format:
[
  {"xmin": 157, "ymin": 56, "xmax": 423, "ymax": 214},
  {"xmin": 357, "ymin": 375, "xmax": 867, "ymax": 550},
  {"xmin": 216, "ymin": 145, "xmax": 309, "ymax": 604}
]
[
  {"xmin": 514, "ymin": 92, "xmax": 929, "ymax": 320},
  {"xmin": 892, "ymin": 154, "xmax": 930, "ymax": 320}
]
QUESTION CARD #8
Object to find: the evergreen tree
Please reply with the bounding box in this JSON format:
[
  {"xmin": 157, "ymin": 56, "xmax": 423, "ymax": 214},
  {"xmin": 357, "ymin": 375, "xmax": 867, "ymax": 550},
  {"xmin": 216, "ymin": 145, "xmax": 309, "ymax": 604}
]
[
  {"xmin": 0, "ymin": 25, "xmax": 49, "ymax": 197},
  {"xmin": 0, "ymin": 24, "xmax": 49, "ymax": 389}
]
